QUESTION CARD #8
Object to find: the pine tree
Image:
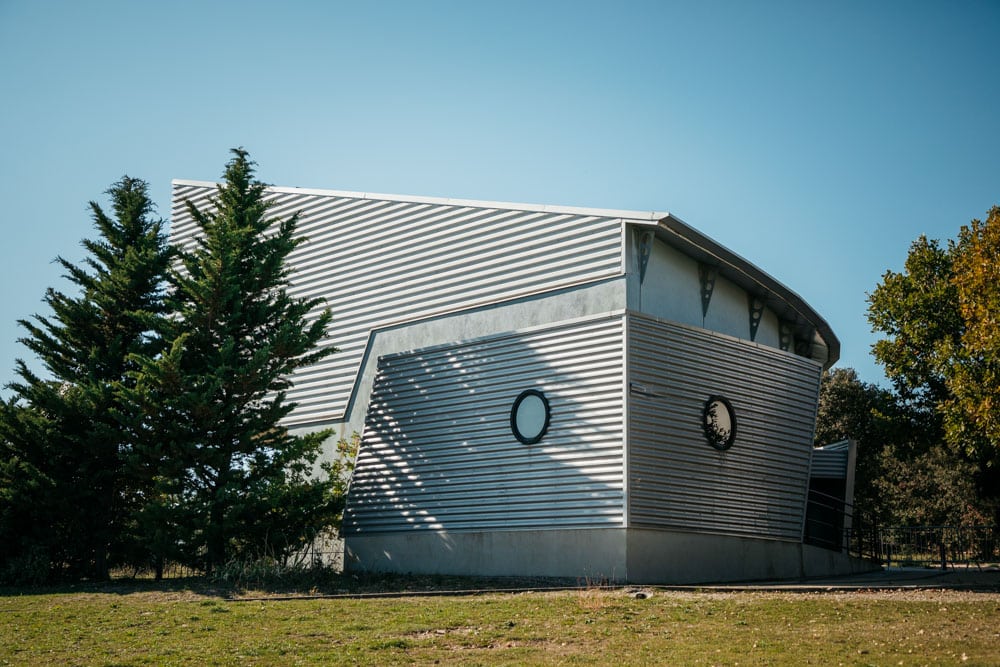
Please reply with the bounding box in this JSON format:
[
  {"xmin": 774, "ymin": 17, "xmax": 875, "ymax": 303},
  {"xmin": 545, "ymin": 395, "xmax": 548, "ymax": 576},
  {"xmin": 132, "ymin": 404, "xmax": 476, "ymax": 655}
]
[
  {"xmin": 0, "ymin": 398, "xmax": 59, "ymax": 583},
  {"xmin": 134, "ymin": 149, "xmax": 338, "ymax": 572},
  {"xmin": 0, "ymin": 177, "xmax": 171, "ymax": 580}
]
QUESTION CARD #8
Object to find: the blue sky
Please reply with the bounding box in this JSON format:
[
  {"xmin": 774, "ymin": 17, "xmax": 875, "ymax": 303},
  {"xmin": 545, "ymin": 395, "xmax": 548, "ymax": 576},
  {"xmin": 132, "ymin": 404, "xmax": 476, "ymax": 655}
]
[{"xmin": 1, "ymin": 0, "xmax": 998, "ymax": 394}]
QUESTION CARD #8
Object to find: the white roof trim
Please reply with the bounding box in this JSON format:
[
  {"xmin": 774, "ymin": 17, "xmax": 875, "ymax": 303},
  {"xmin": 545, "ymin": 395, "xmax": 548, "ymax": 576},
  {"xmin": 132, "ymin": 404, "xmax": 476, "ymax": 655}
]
[{"xmin": 171, "ymin": 179, "xmax": 670, "ymax": 223}]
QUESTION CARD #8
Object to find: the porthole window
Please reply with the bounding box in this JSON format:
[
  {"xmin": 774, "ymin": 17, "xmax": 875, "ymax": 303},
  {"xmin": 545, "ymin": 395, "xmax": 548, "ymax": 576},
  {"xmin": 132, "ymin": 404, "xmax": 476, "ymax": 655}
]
[
  {"xmin": 511, "ymin": 389, "xmax": 550, "ymax": 445},
  {"xmin": 702, "ymin": 395, "xmax": 736, "ymax": 451}
]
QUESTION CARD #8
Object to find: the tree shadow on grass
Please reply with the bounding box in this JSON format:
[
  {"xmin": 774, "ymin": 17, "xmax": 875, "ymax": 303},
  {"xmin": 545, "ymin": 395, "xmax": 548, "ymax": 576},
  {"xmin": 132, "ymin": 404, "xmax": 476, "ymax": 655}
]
[{"xmin": 0, "ymin": 571, "xmax": 585, "ymax": 599}]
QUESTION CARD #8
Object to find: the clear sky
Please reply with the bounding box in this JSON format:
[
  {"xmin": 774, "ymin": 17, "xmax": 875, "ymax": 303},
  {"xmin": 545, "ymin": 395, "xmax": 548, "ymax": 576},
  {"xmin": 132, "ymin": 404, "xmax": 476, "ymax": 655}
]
[{"xmin": 1, "ymin": 0, "xmax": 998, "ymax": 395}]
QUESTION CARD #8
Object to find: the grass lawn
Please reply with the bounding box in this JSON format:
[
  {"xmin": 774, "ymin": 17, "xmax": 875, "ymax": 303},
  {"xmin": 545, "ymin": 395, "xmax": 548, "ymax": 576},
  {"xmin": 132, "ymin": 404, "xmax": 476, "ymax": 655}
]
[{"xmin": 1, "ymin": 581, "xmax": 999, "ymax": 665}]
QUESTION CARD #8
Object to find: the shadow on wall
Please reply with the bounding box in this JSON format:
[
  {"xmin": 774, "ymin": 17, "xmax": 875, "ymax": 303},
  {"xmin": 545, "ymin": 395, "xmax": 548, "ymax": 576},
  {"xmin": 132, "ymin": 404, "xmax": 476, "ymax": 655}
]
[{"xmin": 342, "ymin": 315, "xmax": 626, "ymax": 572}]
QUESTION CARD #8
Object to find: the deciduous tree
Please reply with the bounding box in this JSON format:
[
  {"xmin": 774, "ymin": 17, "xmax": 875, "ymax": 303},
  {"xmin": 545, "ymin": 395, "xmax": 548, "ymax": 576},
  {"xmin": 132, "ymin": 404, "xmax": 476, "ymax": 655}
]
[
  {"xmin": 867, "ymin": 236, "xmax": 961, "ymax": 413},
  {"xmin": 815, "ymin": 367, "xmax": 899, "ymax": 516},
  {"xmin": 949, "ymin": 206, "xmax": 1000, "ymax": 467},
  {"xmin": 868, "ymin": 204, "xmax": 1000, "ymax": 525},
  {"xmin": 815, "ymin": 367, "xmax": 990, "ymax": 526}
]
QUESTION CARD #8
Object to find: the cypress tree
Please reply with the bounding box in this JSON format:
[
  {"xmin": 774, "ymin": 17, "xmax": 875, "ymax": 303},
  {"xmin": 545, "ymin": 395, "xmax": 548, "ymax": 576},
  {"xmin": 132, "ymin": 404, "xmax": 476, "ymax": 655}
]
[
  {"xmin": 134, "ymin": 149, "xmax": 338, "ymax": 572},
  {"xmin": 0, "ymin": 177, "xmax": 170, "ymax": 580}
]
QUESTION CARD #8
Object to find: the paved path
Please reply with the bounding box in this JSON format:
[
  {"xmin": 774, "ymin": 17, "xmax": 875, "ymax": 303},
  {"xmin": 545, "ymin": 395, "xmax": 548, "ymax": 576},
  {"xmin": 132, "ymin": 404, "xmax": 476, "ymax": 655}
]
[{"xmin": 670, "ymin": 566, "xmax": 1000, "ymax": 592}]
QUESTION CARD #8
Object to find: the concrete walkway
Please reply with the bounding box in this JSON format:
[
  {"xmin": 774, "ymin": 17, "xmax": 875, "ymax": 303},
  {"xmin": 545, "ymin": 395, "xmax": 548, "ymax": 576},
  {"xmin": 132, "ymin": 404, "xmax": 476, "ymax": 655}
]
[{"xmin": 668, "ymin": 566, "xmax": 1000, "ymax": 592}]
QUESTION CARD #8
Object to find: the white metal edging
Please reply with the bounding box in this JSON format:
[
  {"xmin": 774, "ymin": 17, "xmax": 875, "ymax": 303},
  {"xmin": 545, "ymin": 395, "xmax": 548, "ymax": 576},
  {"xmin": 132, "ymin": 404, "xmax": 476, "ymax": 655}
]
[
  {"xmin": 621, "ymin": 311, "xmax": 631, "ymax": 529},
  {"xmin": 171, "ymin": 179, "xmax": 670, "ymax": 225}
]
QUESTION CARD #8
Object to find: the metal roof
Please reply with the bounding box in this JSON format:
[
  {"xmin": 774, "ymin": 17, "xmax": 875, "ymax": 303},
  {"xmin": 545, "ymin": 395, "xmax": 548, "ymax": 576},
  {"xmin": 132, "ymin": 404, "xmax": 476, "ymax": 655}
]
[{"xmin": 172, "ymin": 180, "xmax": 840, "ymax": 368}]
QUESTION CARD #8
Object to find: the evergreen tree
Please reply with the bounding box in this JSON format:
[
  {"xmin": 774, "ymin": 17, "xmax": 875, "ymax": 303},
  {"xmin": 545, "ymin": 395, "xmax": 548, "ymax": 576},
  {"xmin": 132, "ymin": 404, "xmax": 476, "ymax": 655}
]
[
  {"xmin": 134, "ymin": 149, "xmax": 338, "ymax": 572},
  {"xmin": 0, "ymin": 177, "xmax": 170, "ymax": 580},
  {"xmin": 0, "ymin": 399, "xmax": 59, "ymax": 583}
]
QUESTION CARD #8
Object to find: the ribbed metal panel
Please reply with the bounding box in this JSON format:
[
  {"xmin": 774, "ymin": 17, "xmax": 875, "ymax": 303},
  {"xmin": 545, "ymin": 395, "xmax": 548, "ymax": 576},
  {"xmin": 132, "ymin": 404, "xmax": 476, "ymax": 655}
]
[
  {"xmin": 627, "ymin": 313, "xmax": 822, "ymax": 541},
  {"xmin": 343, "ymin": 315, "xmax": 625, "ymax": 534},
  {"xmin": 810, "ymin": 442, "xmax": 849, "ymax": 479},
  {"xmin": 170, "ymin": 183, "xmax": 625, "ymax": 425}
]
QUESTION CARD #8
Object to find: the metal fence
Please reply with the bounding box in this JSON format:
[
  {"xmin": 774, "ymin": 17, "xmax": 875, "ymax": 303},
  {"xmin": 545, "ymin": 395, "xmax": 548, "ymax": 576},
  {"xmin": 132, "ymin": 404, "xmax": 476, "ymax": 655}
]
[
  {"xmin": 805, "ymin": 490, "xmax": 998, "ymax": 569},
  {"xmin": 804, "ymin": 488, "xmax": 881, "ymax": 561},
  {"xmin": 878, "ymin": 526, "xmax": 998, "ymax": 570}
]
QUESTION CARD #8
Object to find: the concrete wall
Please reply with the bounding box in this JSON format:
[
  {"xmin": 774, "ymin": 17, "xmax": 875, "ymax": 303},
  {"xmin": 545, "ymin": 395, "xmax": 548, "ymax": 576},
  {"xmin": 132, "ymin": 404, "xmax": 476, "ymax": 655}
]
[
  {"xmin": 346, "ymin": 528, "xmax": 628, "ymax": 580},
  {"xmin": 634, "ymin": 235, "xmax": 783, "ymax": 347},
  {"xmin": 625, "ymin": 529, "xmax": 878, "ymax": 583},
  {"xmin": 635, "ymin": 236, "xmax": 703, "ymax": 329},
  {"xmin": 345, "ymin": 526, "xmax": 878, "ymax": 583}
]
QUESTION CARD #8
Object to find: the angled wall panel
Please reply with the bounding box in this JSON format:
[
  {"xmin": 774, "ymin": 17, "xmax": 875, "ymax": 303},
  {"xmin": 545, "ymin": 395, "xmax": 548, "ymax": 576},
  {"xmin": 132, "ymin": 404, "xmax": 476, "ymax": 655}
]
[
  {"xmin": 343, "ymin": 314, "xmax": 625, "ymax": 534},
  {"xmin": 170, "ymin": 182, "xmax": 626, "ymax": 426},
  {"xmin": 627, "ymin": 313, "xmax": 822, "ymax": 541}
]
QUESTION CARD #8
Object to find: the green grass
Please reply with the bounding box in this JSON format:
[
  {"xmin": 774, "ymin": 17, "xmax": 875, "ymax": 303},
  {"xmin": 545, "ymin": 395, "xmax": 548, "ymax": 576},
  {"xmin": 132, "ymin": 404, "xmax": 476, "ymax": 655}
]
[{"xmin": 1, "ymin": 583, "xmax": 999, "ymax": 665}]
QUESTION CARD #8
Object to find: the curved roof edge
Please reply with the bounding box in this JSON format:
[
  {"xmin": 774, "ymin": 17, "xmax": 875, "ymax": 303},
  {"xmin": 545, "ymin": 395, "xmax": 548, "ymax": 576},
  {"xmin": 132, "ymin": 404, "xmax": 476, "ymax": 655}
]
[{"xmin": 643, "ymin": 213, "xmax": 840, "ymax": 369}]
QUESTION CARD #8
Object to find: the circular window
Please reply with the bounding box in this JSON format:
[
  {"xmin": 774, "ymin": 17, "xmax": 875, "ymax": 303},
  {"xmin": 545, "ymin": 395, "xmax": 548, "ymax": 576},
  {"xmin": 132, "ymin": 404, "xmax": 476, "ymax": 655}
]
[
  {"xmin": 702, "ymin": 395, "xmax": 737, "ymax": 451},
  {"xmin": 511, "ymin": 389, "xmax": 550, "ymax": 445}
]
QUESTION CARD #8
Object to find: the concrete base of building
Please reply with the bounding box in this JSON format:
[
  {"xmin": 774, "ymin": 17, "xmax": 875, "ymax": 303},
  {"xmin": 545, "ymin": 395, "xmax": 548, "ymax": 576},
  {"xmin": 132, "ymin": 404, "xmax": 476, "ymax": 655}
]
[
  {"xmin": 344, "ymin": 527, "xmax": 879, "ymax": 584},
  {"xmin": 624, "ymin": 528, "xmax": 878, "ymax": 583}
]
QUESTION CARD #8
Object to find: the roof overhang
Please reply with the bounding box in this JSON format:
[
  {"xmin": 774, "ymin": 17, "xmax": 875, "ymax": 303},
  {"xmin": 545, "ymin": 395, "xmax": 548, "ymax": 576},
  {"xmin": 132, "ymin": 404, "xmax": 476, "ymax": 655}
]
[{"xmin": 630, "ymin": 213, "xmax": 840, "ymax": 369}]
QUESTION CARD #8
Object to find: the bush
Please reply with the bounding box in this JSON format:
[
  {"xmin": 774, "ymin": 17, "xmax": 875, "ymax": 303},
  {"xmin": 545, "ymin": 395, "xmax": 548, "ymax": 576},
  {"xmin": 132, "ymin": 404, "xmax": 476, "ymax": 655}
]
[
  {"xmin": 208, "ymin": 555, "xmax": 338, "ymax": 592},
  {"xmin": 0, "ymin": 544, "xmax": 52, "ymax": 586}
]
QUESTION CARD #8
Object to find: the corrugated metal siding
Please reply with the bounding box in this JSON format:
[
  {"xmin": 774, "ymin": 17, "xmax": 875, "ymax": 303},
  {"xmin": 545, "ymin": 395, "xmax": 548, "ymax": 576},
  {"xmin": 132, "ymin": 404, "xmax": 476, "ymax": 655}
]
[
  {"xmin": 170, "ymin": 183, "xmax": 626, "ymax": 426},
  {"xmin": 810, "ymin": 446, "xmax": 849, "ymax": 479},
  {"xmin": 343, "ymin": 315, "xmax": 625, "ymax": 534},
  {"xmin": 628, "ymin": 313, "xmax": 822, "ymax": 541}
]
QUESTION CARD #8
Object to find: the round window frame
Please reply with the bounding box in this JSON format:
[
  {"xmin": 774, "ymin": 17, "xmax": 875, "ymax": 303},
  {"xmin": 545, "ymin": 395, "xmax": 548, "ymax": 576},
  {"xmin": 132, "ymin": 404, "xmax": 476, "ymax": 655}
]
[
  {"xmin": 510, "ymin": 389, "xmax": 551, "ymax": 445},
  {"xmin": 702, "ymin": 395, "xmax": 737, "ymax": 451}
]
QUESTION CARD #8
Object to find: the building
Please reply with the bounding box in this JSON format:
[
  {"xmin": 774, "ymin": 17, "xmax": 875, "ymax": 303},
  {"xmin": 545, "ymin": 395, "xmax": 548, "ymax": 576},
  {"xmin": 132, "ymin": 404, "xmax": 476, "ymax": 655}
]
[{"xmin": 170, "ymin": 181, "xmax": 870, "ymax": 583}]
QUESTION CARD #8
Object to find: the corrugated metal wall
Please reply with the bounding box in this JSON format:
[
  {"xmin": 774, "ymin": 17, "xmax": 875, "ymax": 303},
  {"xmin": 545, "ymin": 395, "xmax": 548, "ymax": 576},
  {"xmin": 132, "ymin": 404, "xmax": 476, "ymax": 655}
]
[
  {"xmin": 343, "ymin": 314, "xmax": 625, "ymax": 534},
  {"xmin": 171, "ymin": 182, "xmax": 626, "ymax": 426},
  {"xmin": 628, "ymin": 313, "xmax": 822, "ymax": 541},
  {"xmin": 810, "ymin": 443, "xmax": 849, "ymax": 479}
]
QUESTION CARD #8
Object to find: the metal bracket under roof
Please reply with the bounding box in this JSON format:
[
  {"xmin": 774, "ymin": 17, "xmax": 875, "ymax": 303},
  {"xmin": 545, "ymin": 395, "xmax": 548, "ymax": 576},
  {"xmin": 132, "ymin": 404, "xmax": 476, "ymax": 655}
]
[
  {"xmin": 795, "ymin": 332, "xmax": 814, "ymax": 359},
  {"xmin": 698, "ymin": 263, "xmax": 717, "ymax": 319},
  {"xmin": 748, "ymin": 295, "xmax": 765, "ymax": 342},
  {"xmin": 653, "ymin": 214, "xmax": 840, "ymax": 369},
  {"xmin": 779, "ymin": 321, "xmax": 794, "ymax": 352},
  {"xmin": 638, "ymin": 230, "xmax": 655, "ymax": 284}
]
